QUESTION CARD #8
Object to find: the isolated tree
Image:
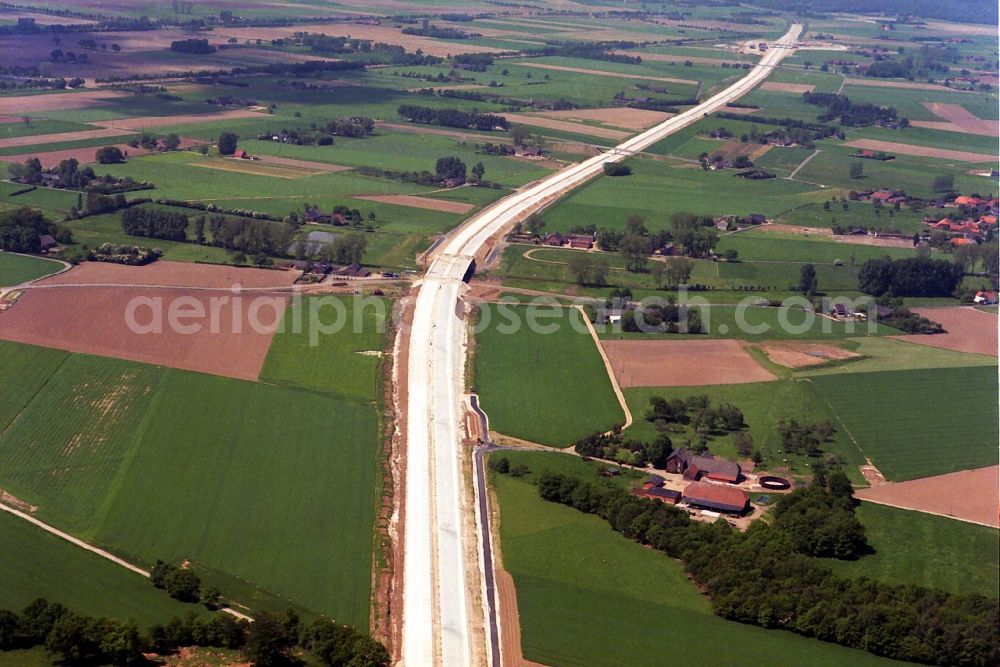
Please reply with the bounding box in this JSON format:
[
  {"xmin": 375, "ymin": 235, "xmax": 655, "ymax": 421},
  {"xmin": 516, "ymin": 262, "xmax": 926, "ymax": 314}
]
[
  {"xmin": 651, "ymin": 262, "xmax": 666, "ymax": 289},
  {"xmin": 50, "ymin": 48, "xmax": 63, "ymax": 61},
  {"xmin": 620, "ymin": 233, "xmax": 651, "ymax": 272},
  {"xmin": 523, "ymin": 213, "xmax": 545, "ymax": 236},
  {"xmin": 799, "ymin": 263, "xmax": 818, "ymax": 297},
  {"xmin": 665, "ymin": 256, "xmax": 693, "ymax": 287},
  {"xmin": 848, "ymin": 161, "xmax": 864, "ymax": 179},
  {"xmin": 194, "ymin": 215, "xmax": 206, "ymax": 244},
  {"xmin": 471, "ymin": 161, "xmax": 485, "ymax": 183},
  {"xmin": 165, "ymin": 569, "xmax": 201, "ymax": 603},
  {"xmin": 111, "ymin": 43, "xmax": 121, "ymax": 52},
  {"xmin": 217, "ymin": 132, "xmax": 239, "ymax": 156},
  {"xmin": 733, "ymin": 431, "xmax": 754, "ymax": 457},
  {"xmin": 568, "ymin": 253, "xmax": 608, "ymax": 285},
  {"xmin": 164, "ymin": 133, "xmax": 181, "ymax": 150},
  {"xmin": 510, "ymin": 125, "xmax": 530, "ymax": 146},
  {"xmin": 95, "ymin": 146, "xmax": 125, "ymax": 164}
]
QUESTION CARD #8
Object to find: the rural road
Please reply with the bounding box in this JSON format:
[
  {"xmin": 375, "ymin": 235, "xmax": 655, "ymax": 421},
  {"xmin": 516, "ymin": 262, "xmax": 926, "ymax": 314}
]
[{"xmin": 400, "ymin": 23, "xmax": 801, "ymax": 666}]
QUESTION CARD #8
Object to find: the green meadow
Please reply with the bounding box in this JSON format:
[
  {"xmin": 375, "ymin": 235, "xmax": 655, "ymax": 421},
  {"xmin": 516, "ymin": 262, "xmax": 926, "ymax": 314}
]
[
  {"xmin": 0, "ymin": 511, "xmax": 203, "ymax": 624},
  {"xmin": 826, "ymin": 502, "xmax": 999, "ymax": 598},
  {"xmin": 0, "ymin": 341, "xmax": 381, "ymax": 627},
  {"xmin": 474, "ymin": 304, "xmax": 624, "ymax": 446},
  {"xmin": 0, "ymin": 252, "xmax": 63, "ymax": 286},
  {"xmin": 809, "ymin": 366, "xmax": 999, "ymax": 481}
]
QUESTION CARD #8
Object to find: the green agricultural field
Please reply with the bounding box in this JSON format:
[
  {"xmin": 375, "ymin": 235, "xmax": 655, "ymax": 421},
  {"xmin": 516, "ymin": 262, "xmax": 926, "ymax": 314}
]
[
  {"xmin": 0, "ymin": 511, "xmax": 203, "ymax": 624},
  {"xmin": 0, "ymin": 182, "xmax": 79, "ymax": 218},
  {"xmin": 803, "ymin": 337, "xmax": 996, "ymax": 376},
  {"xmin": 0, "ymin": 252, "xmax": 63, "ymax": 286},
  {"xmin": 774, "ymin": 200, "xmax": 932, "ymax": 233},
  {"xmin": 810, "ymin": 366, "xmax": 999, "ymax": 481},
  {"xmin": 493, "ymin": 450, "xmax": 908, "ymax": 667},
  {"xmin": 826, "ymin": 502, "xmax": 999, "ymax": 598},
  {"xmin": 260, "ymin": 296, "xmax": 389, "ymax": 401},
  {"xmin": 474, "ymin": 304, "xmax": 624, "ymax": 446},
  {"xmin": 622, "ymin": 378, "xmax": 868, "ymax": 481},
  {"xmin": 541, "ymin": 158, "xmax": 825, "ymax": 233},
  {"xmin": 715, "ymin": 230, "xmax": 921, "ymax": 263},
  {"xmin": 0, "ymin": 342, "xmax": 381, "ymax": 627}
]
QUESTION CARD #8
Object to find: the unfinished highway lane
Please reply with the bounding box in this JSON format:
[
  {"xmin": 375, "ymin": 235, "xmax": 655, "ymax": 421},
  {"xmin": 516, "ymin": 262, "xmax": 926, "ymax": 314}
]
[{"xmin": 400, "ymin": 23, "xmax": 801, "ymax": 667}]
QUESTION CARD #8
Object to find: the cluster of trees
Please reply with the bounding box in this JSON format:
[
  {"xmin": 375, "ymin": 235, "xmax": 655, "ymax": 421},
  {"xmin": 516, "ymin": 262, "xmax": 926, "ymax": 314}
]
[
  {"xmin": 735, "ymin": 167, "xmax": 776, "ymax": 180},
  {"xmin": 258, "ymin": 118, "xmax": 375, "ymax": 145},
  {"xmin": 320, "ymin": 233, "xmax": 368, "ymax": 266},
  {"xmin": 208, "ymin": 215, "xmax": 296, "ymax": 258},
  {"xmin": 875, "ymin": 295, "xmax": 945, "ymax": 334},
  {"xmin": 865, "ymin": 45, "xmax": 960, "ymax": 80},
  {"xmin": 0, "ymin": 207, "xmax": 69, "ymax": 253},
  {"xmin": 603, "ymin": 163, "xmax": 632, "ymax": 177},
  {"xmin": 776, "ymin": 418, "xmax": 836, "ymax": 456},
  {"xmin": 83, "ymin": 191, "xmax": 131, "ymax": 216},
  {"xmin": 88, "ymin": 242, "xmax": 162, "ymax": 266},
  {"xmin": 401, "ymin": 24, "xmax": 474, "ymax": 39},
  {"xmin": 436, "ymin": 156, "xmax": 467, "ymax": 181},
  {"xmin": 619, "ymin": 298, "xmax": 704, "ymax": 334},
  {"xmin": 397, "ymin": 104, "xmax": 508, "ymax": 131},
  {"xmin": 0, "ymin": 599, "xmax": 388, "ymax": 667},
  {"xmin": 667, "ymin": 212, "xmax": 719, "ymax": 257},
  {"xmin": 575, "ymin": 431, "xmax": 672, "ymax": 468},
  {"xmin": 9, "ymin": 158, "xmax": 150, "ymax": 194},
  {"xmin": 150, "ymin": 561, "xmax": 209, "ymax": 603},
  {"xmin": 452, "ymin": 53, "xmax": 494, "ymax": 71},
  {"xmin": 95, "ymin": 146, "xmax": 126, "ymax": 164},
  {"xmin": 568, "ymin": 252, "xmax": 610, "ymax": 285},
  {"xmin": 169, "ymin": 38, "xmax": 215, "ymax": 54},
  {"xmin": 122, "ymin": 207, "xmax": 189, "ymax": 241},
  {"xmin": 218, "ymin": 131, "xmax": 239, "ymax": 156},
  {"xmin": 858, "ymin": 256, "xmax": 965, "ymax": 297},
  {"xmin": 524, "ymin": 40, "xmax": 643, "ymax": 66},
  {"xmin": 535, "ymin": 469, "xmax": 999, "ymax": 665},
  {"xmin": 802, "ymin": 92, "xmax": 903, "ymax": 127},
  {"xmin": 128, "ymin": 132, "xmax": 181, "ymax": 151},
  {"xmin": 491, "ymin": 456, "xmax": 529, "ymax": 477},
  {"xmin": 647, "ymin": 394, "xmax": 745, "ymax": 434}
]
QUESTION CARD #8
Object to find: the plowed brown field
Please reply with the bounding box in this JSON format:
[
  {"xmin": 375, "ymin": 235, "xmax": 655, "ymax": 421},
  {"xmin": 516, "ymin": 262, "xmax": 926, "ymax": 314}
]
[{"xmin": 601, "ymin": 339, "xmax": 776, "ymax": 387}]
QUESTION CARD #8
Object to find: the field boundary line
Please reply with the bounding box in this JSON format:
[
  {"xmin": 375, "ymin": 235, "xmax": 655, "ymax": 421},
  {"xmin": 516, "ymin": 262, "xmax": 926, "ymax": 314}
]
[
  {"xmin": 787, "ymin": 148, "xmax": 821, "ymax": 180},
  {"xmin": 0, "ymin": 500, "xmax": 254, "ymax": 622},
  {"xmin": 808, "ymin": 382, "xmax": 870, "ymax": 466},
  {"xmin": 575, "ymin": 305, "xmax": 632, "ymax": 430}
]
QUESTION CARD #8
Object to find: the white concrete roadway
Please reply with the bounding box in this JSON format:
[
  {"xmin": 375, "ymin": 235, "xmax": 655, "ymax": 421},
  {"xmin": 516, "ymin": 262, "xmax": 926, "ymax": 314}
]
[{"xmin": 400, "ymin": 24, "xmax": 801, "ymax": 667}]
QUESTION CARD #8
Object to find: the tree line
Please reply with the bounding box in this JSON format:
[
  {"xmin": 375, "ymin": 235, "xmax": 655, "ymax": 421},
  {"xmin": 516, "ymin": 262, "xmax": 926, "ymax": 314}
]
[
  {"xmin": 397, "ymin": 104, "xmax": 509, "ymax": 131},
  {"xmin": 121, "ymin": 207, "xmax": 188, "ymax": 241},
  {"xmin": 534, "ymin": 467, "xmax": 999, "ymax": 665},
  {"xmin": 0, "ymin": 598, "xmax": 388, "ymax": 667}
]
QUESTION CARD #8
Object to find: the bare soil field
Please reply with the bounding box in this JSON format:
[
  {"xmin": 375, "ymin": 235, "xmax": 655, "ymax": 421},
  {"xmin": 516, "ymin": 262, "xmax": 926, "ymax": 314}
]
[
  {"xmin": 254, "ymin": 154, "xmax": 352, "ymax": 172},
  {"xmin": 844, "ymin": 78, "xmax": 957, "ymax": 92},
  {"xmin": 500, "ymin": 113, "xmax": 630, "ymax": 140},
  {"xmin": 0, "ymin": 286, "xmax": 284, "ymax": 381},
  {"xmin": 211, "ymin": 23, "xmax": 504, "ymax": 57},
  {"xmin": 0, "ymin": 127, "xmax": 132, "ymax": 150},
  {"xmin": 854, "ymin": 465, "xmax": 999, "ymax": 528},
  {"xmin": 192, "ymin": 158, "xmax": 319, "ymax": 179},
  {"xmin": 37, "ymin": 260, "xmax": 298, "ymax": 289},
  {"xmin": 720, "ymin": 105, "xmax": 759, "ymax": 114},
  {"xmin": 536, "ymin": 107, "xmax": 670, "ymax": 130},
  {"xmin": 0, "ymin": 89, "xmax": 127, "ymax": 115},
  {"xmin": 601, "ymin": 339, "xmax": 776, "ymax": 387},
  {"xmin": 760, "ymin": 81, "xmax": 815, "ymax": 94},
  {"xmin": 89, "ymin": 108, "xmax": 264, "ymax": 130},
  {"xmin": 892, "ymin": 307, "xmax": 998, "ymax": 356},
  {"xmin": 377, "ymin": 121, "xmax": 513, "ymax": 144},
  {"xmin": 914, "ymin": 102, "xmax": 999, "ymax": 137},
  {"xmin": 757, "ymin": 341, "xmax": 861, "ymax": 368},
  {"xmin": 0, "ymin": 138, "xmax": 205, "ymax": 169},
  {"xmin": 0, "ymin": 10, "xmax": 96, "ymax": 25},
  {"xmin": 842, "ymin": 139, "xmax": 995, "ymax": 163},
  {"xmin": 515, "ymin": 62, "xmax": 698, "ymax": 86},
  {"xmin": 351, "ymin": 194, "xmax": 474, "ymax": 214},
  {"xmin": 711, "ymin": 140, "xmax": 772, "ymax": 161}
]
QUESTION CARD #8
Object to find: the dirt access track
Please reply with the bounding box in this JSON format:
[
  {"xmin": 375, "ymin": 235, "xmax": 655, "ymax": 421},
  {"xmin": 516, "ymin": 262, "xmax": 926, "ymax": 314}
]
[
  {"xmin": 601, "ymin": 339, "xmax": 776, "ymax": 387},
  {"xmin": 892, "ymin": 307, "xmax": 998, "ymax": 357},
  {"xmin": 534, "ymin": 107, "xmax": 672, "ymax": 131},
  {"xmin": 854, "ymin": 465, "xmax": 999, "ymax": 528},
  {"xmin": 842, "ymin": 139, "xmax": 995, "ymax": 163}
]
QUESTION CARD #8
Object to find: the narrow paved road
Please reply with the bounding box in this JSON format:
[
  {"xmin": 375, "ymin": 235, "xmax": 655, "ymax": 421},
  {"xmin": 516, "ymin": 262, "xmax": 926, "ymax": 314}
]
[{"xmin": 400, "ymin": 24, "xmax": 801, "ymax": 666}]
